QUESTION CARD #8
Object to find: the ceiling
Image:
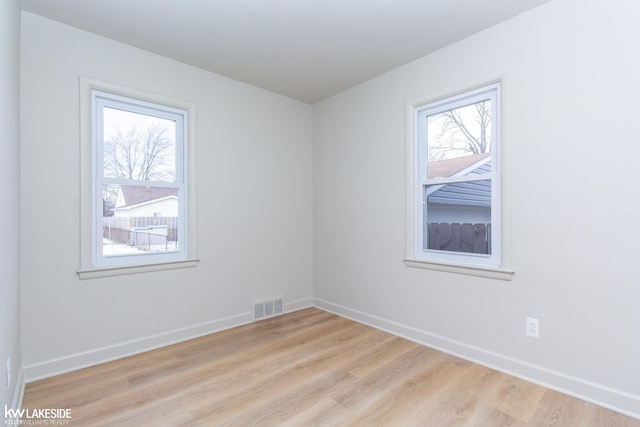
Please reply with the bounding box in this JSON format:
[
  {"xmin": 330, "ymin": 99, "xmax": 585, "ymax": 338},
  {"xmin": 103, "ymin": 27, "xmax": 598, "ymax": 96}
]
[{"xmin": 20, "ymin": 0, "xmax": 552, "ymax": 104}]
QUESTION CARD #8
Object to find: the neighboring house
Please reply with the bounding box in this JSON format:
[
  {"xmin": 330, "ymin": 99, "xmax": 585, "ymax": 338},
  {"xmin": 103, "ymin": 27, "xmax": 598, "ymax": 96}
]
[
  {"xmin": 426, "ymin": 152, "xmax": 491, "ymax": 224},
  {"xmin": 112, "ymin": 186, "xmax": 178, "ymax": 218},
  {"xmin": 426, "ymin": 153, "xmax": 492, "ymax": 254},
  {"xmin": 107, "ymin": 186, "xmax": 179, "ymax": 246}
]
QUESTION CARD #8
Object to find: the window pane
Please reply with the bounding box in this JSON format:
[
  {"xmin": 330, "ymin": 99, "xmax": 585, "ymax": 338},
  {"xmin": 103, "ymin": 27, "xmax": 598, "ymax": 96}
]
[
  {"xmin": 426, "ymin": 100, "xmax": 491, "ymax": 178},
  {"xmin": 102, "ymin": 184, "xmax": 179, "ymax": 257},
  {"xmin": 102, "ymin": 107, "xmax": 176, "ymax": 182},
  {"xmin": 424, "ymin": 179, "xmax": 491, "ymax": 254}
]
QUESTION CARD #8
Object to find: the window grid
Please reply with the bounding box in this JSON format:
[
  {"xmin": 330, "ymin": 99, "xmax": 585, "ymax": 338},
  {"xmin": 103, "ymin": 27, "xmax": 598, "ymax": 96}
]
[
  {"xmin": 92, "ymin": 90, "xmax": 189, "ymax": 268},
  {"xmin": 414, "ymin": 83, "xmax": 500, "ymax": 268}
]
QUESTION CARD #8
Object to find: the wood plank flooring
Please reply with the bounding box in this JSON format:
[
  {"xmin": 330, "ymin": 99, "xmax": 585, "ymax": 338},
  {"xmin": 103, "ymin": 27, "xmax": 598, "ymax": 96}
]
[{"xmin": 22, "ymin": 308, "xmax": 639, "ymax": 426}]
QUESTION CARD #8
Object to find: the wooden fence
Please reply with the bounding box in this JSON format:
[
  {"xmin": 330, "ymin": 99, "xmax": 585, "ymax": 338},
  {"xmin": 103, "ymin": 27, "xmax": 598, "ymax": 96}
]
[{"xmin": 427, "ymin": 223, "xmax": 491, "ymax": 254}]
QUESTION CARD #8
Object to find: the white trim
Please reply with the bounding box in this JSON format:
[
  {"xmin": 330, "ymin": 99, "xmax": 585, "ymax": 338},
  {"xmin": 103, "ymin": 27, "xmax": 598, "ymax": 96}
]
[
  {"xmin": 8, "ymin": 367, "xmax": 25, "ymax": 422},
  {"xmin": 19, "ymin": 298, "xmax": 639, "ymax": 419},
  {"xmin": 313, "ymin": 298, "xmax": 640, "ymax": 420},
  {"xmin": 23, "ymin": 298, "xmax": 313, "ymax": 382},
  {"xmin": 92, "ymin": 91, "xmax": 187, "ymax": 267},
  {"xmin": 23, "ymin": 311, "xmax": 249, "ymax": 382},
  {"xmin": 405, "ymin": 70, "xmax": 512, "ymax": 277},
  {"xmin": 417, "ymin": 83, "xmax": 498, "ymax": 267},
  {"xmin": 284, "ymin": 297, "xmax": 314, "ymax": 313},
  {"xmin": 77, "ymin": 258, "xmax": 199, "ymax": 280},
  {"xmin": 79, "ymin": 76, "xmax": 198, "ymax": 275},
  {"xmin": 3, "ymin": 368, "xmax": 25, "ymax": 424},
  {"xmin": 403, "ymin": 258, "xmax": 514, "ymax": 280}
]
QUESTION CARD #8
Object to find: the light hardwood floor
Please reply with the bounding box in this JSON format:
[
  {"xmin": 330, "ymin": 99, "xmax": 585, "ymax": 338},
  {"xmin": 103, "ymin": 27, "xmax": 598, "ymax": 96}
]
[{"xmin": 22, "ymin": 308, "xmax": 639, "ymax": 426}]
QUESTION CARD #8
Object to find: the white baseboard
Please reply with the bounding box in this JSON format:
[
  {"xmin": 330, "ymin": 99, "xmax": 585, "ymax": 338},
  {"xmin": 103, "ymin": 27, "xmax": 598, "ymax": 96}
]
[
  {"xmin": 27, "ymin": 297, "xmax": 637, "ymax": 420},
  {"xmin": 13, "ymin": 367, "xmax": 24, "ymax": 411},
  {"xmin": 285, "ymin": 297, "xmax": 314, "ymax": 313},
  {"xmin": 4, "ymin": 367, "xmax": 25, "ymax": 424},
  {"xmin": 23, "ymin": 297, "xmax": 313, "ymax": 383},
  {"xmin": 313, "ymin": 297, "xmax": 640, "ymax": 420}
]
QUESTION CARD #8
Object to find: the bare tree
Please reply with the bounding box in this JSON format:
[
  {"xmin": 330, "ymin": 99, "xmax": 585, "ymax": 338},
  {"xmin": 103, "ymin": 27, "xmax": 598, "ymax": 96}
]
[
  {"xmin": 102, "ymin": 124, "xmax": 174, "ymax": 215},
  {"xmin": 103, "ymin": 124, "xmax": 174, "ymax": 181},
  {"xmin": 429, "ymin": 100, "xmax": 491, "ymax": 161}
]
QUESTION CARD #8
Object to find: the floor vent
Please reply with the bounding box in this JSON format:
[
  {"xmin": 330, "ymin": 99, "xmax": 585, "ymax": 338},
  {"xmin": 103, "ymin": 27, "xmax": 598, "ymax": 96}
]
[{"xmin": 253, "ymin": 297, "xmax": 284, "ymax": 320}]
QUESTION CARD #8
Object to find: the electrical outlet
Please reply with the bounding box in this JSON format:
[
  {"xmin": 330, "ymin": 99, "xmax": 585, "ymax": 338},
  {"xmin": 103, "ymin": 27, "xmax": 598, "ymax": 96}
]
[
  {"xmin": 526, "ymin": 317, "xmax": 539, "ymax": 338},
  {"xmin": 5, "ymin": 358, "xmax": 10, "ymax": 388}
]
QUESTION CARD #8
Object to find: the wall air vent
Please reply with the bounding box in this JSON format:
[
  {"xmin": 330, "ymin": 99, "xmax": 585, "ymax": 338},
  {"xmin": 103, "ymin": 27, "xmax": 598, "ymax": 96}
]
[{"xmin": 252, "ymin": 297, "xmax": 284, "ymax": 320}]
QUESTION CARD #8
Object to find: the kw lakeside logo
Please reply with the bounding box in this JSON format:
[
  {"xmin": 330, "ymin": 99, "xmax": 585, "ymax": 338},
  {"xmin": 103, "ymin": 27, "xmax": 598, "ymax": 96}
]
[{"xmin": 4, "ymin": 406, "xmax": 71, "ymax": 425}]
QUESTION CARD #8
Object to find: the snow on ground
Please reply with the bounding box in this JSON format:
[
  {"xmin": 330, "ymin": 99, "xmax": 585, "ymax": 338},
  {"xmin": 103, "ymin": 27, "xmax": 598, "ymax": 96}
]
[{"xmin": 102, "ymin": 238, "xmax": 178, "ymax": 256}]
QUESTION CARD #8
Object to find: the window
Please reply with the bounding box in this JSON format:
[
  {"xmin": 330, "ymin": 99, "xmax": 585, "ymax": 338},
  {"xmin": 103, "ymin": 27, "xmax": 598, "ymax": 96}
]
[
  {"xmin": 94, "ymin": 91, "xmax": 188, "ymax": 267},
  {"xmin": 406, "ymin": 79, "xmax": 512, "ymax": 279},
  {"xmin": 79, "ymin": 78, "xmax": 197, "ymax": 278}
]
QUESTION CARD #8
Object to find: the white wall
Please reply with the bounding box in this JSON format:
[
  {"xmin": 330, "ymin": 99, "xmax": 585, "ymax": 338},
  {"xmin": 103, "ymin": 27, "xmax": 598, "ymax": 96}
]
[
  {"xmin": 18, "ymin": 0, "xmax": 640, "ymax": 418},
  {"xmin": 0, "ymin": 0, "xmax": 23, "ymax": 413},
  {"xmin": 313, "ymin": 0, "xmax": 640, "ymax": 417},
  {"xmin": 20, "ymin": 12, "xmax": 313, "ymax": 378}
]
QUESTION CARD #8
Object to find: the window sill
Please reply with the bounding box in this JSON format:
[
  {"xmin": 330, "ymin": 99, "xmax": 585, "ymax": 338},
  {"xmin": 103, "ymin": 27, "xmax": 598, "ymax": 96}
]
[
  {"xmin": 404, "ymin": 258, "xmax": 514, "ymax": 281},
  {"xmin": 77, "ymin": 258, "xmax": 199, "ymax": 280}
]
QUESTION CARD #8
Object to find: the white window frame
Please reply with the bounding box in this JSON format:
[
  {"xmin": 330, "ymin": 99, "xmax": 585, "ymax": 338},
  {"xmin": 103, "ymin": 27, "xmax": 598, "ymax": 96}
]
[
  {"xmin": 405, "ymin": 73, "xmax": 513, "ymax": 280},
  {"xmin": 78, "ymin": 78, "xmax": 198, "ymax": 279}
]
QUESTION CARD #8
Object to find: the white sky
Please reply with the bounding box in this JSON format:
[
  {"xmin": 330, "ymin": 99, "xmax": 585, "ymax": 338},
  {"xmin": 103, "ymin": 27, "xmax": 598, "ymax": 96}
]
[
  {"xmin": 427, "ymin": 101, "xmax": 490, "ymax": 162},
  {"xmin": 103, "ymin": 107, "xmax": 176, "ymax": 142}
]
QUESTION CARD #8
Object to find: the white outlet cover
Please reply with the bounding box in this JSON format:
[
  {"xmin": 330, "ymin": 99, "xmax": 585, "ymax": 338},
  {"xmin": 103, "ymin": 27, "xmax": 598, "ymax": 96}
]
[{"xmin": 526, "ymin": 317, "xmax": 539, "ymax": 338}]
